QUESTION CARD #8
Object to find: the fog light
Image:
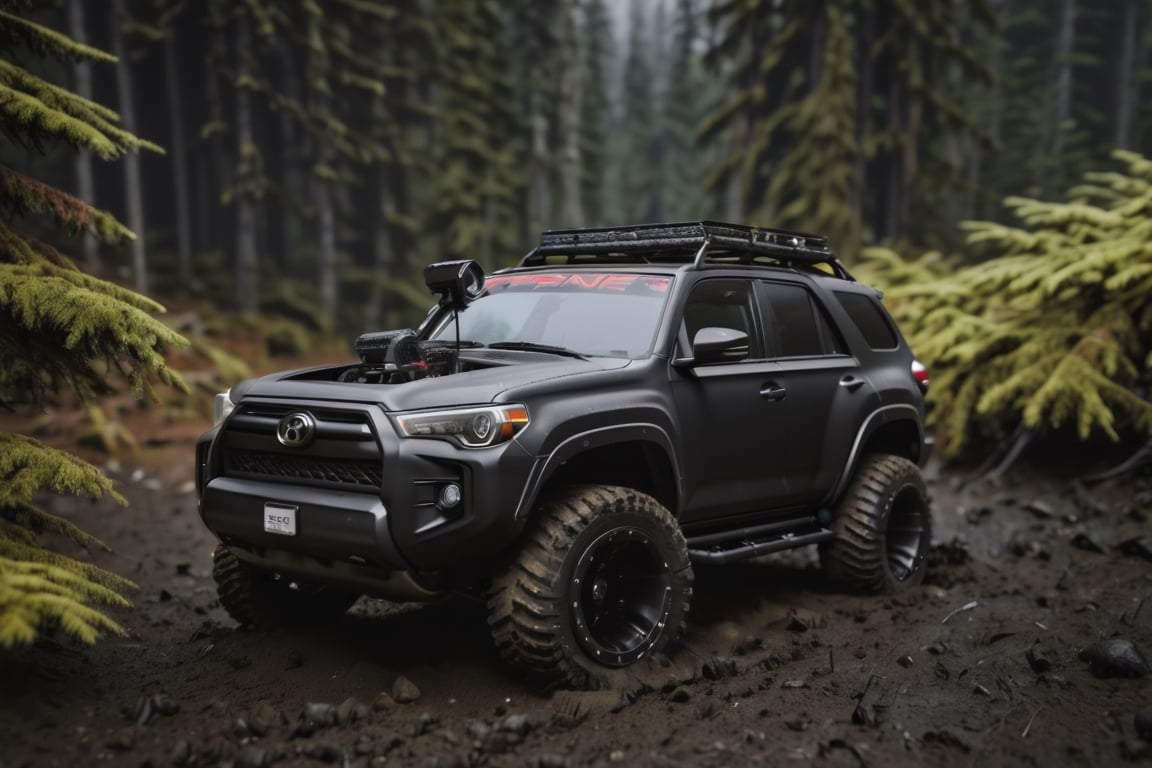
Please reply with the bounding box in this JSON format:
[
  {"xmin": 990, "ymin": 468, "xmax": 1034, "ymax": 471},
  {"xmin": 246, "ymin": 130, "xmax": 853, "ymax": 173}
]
[{"xmin": 438, "ymin": 483, "xmax": 462, "ymax": 509}]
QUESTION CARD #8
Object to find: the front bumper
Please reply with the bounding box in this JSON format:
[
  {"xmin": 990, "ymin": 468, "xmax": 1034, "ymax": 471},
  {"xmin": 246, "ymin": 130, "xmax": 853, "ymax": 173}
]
[{"xmin": 196, "ymin": 398, "xmax": 534, "ymax": 581}]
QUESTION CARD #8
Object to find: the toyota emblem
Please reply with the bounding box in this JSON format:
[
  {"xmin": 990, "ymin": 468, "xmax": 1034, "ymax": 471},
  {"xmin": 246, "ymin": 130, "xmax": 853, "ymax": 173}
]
[{"xmin": 276, "ymin": 412, "xmax": 317, "ymax": 448}]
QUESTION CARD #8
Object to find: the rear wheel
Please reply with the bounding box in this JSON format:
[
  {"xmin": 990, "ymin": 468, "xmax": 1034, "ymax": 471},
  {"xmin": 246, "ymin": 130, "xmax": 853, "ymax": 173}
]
[
  {"xmin": 487, "ymin": 485, "xmax": 693, "ymax": 690},
  {"xmin": 213, "ymin": 546, "xmax": 359, "ymax": 627},
  {"xmin": 820, "ymin": 454, "xmax": 931, "ymax": 593}
]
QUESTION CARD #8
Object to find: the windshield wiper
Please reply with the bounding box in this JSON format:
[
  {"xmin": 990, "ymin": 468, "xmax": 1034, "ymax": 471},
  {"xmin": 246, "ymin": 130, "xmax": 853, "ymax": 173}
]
[{"xmin": 487, "ymin": 341, "xmax": 587, "ymax": 359}]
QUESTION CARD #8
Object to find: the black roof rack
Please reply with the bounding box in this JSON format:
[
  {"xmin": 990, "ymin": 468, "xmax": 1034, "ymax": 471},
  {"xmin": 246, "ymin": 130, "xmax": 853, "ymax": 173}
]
[{"xmin": 520, "ymin": 221, "xmax": 854, "ymax": 281}]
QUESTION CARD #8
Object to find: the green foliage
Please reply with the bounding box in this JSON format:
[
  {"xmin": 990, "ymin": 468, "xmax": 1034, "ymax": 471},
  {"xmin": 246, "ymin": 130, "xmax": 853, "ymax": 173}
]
[
  {"xmin": 0, "ymin": 433, "xmax": 122, "ymax": 509},
  {"xmin": 857, "ymin": 151, "xmax": 1152, "ymax": 456},
  {"xmin": 430, "ymin": 0, "xmax": 520, "ymax": 267},
  {"xmin": 0, "ymin": 557, "xmax": 130, "ymax": 648},
  {"xmin": 767, "ymin": 6, "xmax": 859, "ymax": 251},
  {"xmin": 0, "ymin": 257, "xmax": 188, "ymax": 404},
  {"xmin": 703, "ymin": 0, "xmax": 995, "ymax": 251},
  {"xmin": 0, "ymin": 4, "xmax": 185, "ymax": 648},
  {"xmin": 0, "ymin": 434, "xmax": 134, "ymax": 648}
]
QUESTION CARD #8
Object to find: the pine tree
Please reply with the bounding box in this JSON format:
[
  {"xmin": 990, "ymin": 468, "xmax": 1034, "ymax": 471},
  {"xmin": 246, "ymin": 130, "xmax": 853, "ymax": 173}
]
[
  {"xmin": 702, "ymin": 1, "xmax": 853, "ymax": 234},
  {"xmin": 860, "ymin": 0, "xmax": 997, "ymax": 245},
  {"xmin": 615, "ymin": 0, "xmax": 661, "ymax": 222},
  {"xmin": 660, "ymin": 0, "xmax": 711, "ymax": 221},
  {"xmin": 429, "ymin": 0, "xmax": 521, "ymax": 268},
  {"xmin": 506, "ymin": 0, "xmax": 565, "ymax": 237},
  {"xmin": 766, "ymin": 4, "xmax": 860, "ymax": 252},
  {"xmin": 856, "ymin": 151, "xmax": 1152, "ymax": 459},
  {"xmin": 0, "ymin": 3, "xmax": 186, "ymax": 647},
  {"xmin": 579, "ymin": 0, "xmax": 613, "ymax": 224},
  {"xmin": 702, "ymin": 0, "xmax": 996, "ymax": 252},
  {"xmin": 353, "ymin": 1, "xmax": 436, "ymax": 331}
]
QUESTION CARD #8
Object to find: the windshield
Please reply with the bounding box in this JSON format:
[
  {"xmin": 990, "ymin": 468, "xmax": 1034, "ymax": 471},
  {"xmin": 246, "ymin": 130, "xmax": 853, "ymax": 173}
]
[{"xmin": 429, "ymin": 272, "xmax": 673, "ymax": 359}]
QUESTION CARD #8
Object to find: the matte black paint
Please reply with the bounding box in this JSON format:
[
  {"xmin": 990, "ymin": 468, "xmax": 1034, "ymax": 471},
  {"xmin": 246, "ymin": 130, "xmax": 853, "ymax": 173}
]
[{"xmin": 197, "ymin": 233, "xmax": 928, "ymax": 595}]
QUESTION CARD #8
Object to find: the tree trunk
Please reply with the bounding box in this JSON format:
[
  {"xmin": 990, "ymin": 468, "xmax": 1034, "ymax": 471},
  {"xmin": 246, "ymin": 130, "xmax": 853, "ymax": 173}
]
[
  {"xmin": 277, "ymin": 44, "xmax": 304, "ymax": 275},
  {"xmin": 234, "ymin": 14, "xmax": 258, "ymax": 314},
  {"xmin": 110, "ymin": 0, "xmax": 148, "ymax": 294},
  {"xmin": 558, "ymin": 6, "xmax": 585, "ymax": 227},
  {"xmin": 316, "ymin": 169, "xmax": 337, "ymax": 327},
  {"xmin": 1049, "ymin": 0, "xmax": 1076, "ymax": 158},
  {"xmin": 724, "ymin": 117, "xmax": 745, "ymax": 222},
  {"xmin": 1115, "ymin": 0, "xmax": 1138, "ymax": 149},
  {"xmin": 67, "ymin": 0, "xmax": 99, "ymax": 276},
  {"xmin": 366, "ymin": 164, "xmax": 391, "ymax": 332},
  {"xmin": 164, "ymin": 30, "xmax": 193, "ymax": 291},
  {"xmin": 307, "ymin": 23, "xmax": 338, "ymax": 327},
  {"xmin": 971, "ymin": 0, "xmax": 1014, "ymax": 220},
  {"xmin": 200, "ymin": 27, "xmax": 228, "ymax": 264},
  {"xmin": 854, "ymin": 6, "xmax": 874, "ymax": 238},
  {"xmin": 530, "ymin": 92, "xmax": 552, "ymax": 234},
  {"xmin": 883, "ymin": 79, "xmax": 906, "ymax": 240}
]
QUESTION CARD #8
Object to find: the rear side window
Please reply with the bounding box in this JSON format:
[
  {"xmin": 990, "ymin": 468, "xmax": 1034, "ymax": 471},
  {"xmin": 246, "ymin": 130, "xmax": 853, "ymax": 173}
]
[
  {"xmin": 757, "ymin": 282, "xmax": 845, "ymax": 358},
  {"xmin": 834, "ymin": 291, "xmax": 899, "ymax": 350}
]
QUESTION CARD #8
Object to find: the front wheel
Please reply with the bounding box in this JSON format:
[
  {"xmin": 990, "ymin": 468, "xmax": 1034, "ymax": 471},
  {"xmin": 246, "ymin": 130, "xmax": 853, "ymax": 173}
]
[
  {"xmin": 820, "ymin": 454, "xmax": 932, "ymax": 593},
  {"xmin": 487, "ymin": 485, "xmax": 693, "ymax": 691},
  {"xmin": 213, "ymin": 546, "xmax": 359, "ymax": 627}
]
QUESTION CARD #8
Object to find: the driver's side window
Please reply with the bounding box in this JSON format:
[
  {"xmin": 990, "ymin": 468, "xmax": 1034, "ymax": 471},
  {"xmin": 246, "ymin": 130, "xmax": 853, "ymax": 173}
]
[{"xmin": 682, "ymin": 280, "xmax": 757, "ymax": 361}]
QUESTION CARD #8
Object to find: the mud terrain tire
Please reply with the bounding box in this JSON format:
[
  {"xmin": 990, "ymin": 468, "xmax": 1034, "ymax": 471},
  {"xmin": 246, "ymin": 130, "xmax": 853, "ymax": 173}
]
[
  {"xmin": 213, "ymin": 546, "xmax": 358, "ymax": 627},
  {"xmin": 821, "ymin": 454, "xmax": 931, "ymax": 593},
  {"xmin": 487, "ymin": 485, "xmax": 693, "ymax": 691}
]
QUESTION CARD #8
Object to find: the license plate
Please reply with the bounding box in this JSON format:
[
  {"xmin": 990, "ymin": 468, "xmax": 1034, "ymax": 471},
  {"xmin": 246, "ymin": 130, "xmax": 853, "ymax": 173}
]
[{"xmin": 264, "ymin": 502, "xmax": 298, "ymax": 536}]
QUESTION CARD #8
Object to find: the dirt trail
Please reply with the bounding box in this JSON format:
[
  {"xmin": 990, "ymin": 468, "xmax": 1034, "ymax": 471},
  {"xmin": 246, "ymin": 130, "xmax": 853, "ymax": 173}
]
[{"xmin": 1, "ymin": 449, "xmax": 1150, "ymax": 768}]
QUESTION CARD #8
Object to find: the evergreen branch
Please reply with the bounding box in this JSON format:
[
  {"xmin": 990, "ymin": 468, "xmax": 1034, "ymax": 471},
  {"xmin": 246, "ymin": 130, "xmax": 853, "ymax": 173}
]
[
  {"xmin": 0, "ymin": 60, "xmax": 156, "ymax": 155},
  {"xmin": 0, "ymin": 164, "xmax": 132, "ymax": 241},
  {"xmin": 0, "ymin": 516, "xmax": 135, "ymax": 595},
  {"xmin": 0, "ymin": 433, "xmax": 122, "ymax": 508},
  {"xmin": 0, "ymin": 82, "xmax": 121, "ymax": 160},
  {"xmin": 0, "ymin": 557, "xmax": 129, "ymax": 648},
  {"xmin": 0, "ymin": 9, "xmax": 116, "ymax": 63},
  {"xmin": 0, "ymin": 223, "xmax": 162, "ymax": 308},
  {"xmin": 0, "ymin": 260, "xmax": 189, "ymax": 405}
]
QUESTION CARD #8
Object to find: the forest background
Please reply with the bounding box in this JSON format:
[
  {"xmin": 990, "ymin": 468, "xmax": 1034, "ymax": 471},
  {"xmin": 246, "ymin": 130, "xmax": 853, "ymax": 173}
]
[
  {"xmin": 1, "ymin": 0, "xmax": 1152, "ymax": 645},
  {"xmin": 9, "ymin": 0, "xmax": 1149, "ymax": 331}
]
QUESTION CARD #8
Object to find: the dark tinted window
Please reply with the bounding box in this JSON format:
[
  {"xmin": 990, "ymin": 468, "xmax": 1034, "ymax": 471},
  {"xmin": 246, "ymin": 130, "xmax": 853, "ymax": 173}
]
[
  {"xmin": 758, "ymin": 283, "xmax": 845, "ymax": 358},
  {"xmin": 834, "ymin": 291, "xmax": 898, "ymax": 350},
  {"xmin": 682, "ymin": 280, "xmax": 757, "ymax": 361}
]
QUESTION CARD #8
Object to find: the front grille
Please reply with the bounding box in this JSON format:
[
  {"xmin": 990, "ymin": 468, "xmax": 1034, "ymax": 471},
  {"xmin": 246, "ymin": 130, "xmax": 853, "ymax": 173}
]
[
  {"xmin": 226, "ymin": 450, "xmax": 383, "ymax": 489},
  {"xmin": 217, "ymin": 403, "xmax": 384, "ymax": 493}
]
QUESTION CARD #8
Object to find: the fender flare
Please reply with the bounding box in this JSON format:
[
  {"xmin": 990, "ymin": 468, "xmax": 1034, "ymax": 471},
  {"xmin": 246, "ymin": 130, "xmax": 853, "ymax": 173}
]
[
  {"xmin": 826, "ymin": 404, "xmax": 925, "ymax": 505},
  {"xmin": 513, "ymin": 423, "xmax": 680, "ymax": 519}
]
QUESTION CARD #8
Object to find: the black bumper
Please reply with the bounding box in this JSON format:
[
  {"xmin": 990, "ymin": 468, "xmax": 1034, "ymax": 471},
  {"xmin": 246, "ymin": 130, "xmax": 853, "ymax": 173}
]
[{"xmin": 196, "ymin": 399, "xmax": 534, "ymax": 575}]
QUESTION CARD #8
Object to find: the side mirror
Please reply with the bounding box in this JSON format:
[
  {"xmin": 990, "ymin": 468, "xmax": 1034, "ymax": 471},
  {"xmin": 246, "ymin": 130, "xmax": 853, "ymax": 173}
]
[{"xmin": 674, "ymin": 327, "xmax": 749, "ymax": 367}]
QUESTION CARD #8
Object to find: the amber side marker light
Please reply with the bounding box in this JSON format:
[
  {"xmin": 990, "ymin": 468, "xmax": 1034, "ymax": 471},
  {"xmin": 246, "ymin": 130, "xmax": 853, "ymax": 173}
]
[{"xmin": 500, "ymin": 407, "xmax": 530, "ymax": 440}]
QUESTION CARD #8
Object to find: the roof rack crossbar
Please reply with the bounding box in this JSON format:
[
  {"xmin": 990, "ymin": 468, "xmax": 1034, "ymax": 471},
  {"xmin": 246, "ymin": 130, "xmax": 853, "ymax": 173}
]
[{"xmin": 520, "ymin": 221, "xmax": 853, "ymax": 280}]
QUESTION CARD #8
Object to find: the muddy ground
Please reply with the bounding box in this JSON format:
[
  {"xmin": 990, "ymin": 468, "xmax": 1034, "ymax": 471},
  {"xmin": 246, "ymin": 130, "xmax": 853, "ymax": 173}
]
[{"xmin": 2, "ymin": 444, "xmax": 1151, "ymax": 768}]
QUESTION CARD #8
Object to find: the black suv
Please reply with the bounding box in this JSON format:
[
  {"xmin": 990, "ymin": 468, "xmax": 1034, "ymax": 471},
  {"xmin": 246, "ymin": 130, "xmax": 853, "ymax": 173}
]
[{"xmin": 196, "ymin": 221, "xmax": 932, "ymax": 690}]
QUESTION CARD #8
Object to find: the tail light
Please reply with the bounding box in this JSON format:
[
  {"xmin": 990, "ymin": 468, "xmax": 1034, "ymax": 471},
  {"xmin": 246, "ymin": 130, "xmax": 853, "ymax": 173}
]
[{"xmin": 911, "ymin": 360, "xmax": 930, "ymax": 393}]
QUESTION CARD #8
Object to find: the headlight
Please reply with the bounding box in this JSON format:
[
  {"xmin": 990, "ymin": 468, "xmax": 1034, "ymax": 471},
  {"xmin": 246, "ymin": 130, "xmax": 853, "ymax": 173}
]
[
  {"xmin": 393, "ymin": 404, "xmax": 529, "ymax": 448},
  {"xmin": 214, "ymin": 390, "xmax": 235, "ymax": 426}
]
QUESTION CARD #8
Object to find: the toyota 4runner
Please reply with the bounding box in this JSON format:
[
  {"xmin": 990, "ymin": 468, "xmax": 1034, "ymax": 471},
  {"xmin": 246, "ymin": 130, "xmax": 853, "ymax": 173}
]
[{"xmin": 196, "ymin": 221, "xmax": 933, "ymax": 690}]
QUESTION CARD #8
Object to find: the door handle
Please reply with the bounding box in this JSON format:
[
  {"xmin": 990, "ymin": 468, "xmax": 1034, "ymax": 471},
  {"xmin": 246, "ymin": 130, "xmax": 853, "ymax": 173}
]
[
  {"xmin": 840, "ymin": 375, "xmax": 864, "ymax": 392},
  {"xmin": 760, "ymin": 383, "xmax": 787, "ymax": 401}
]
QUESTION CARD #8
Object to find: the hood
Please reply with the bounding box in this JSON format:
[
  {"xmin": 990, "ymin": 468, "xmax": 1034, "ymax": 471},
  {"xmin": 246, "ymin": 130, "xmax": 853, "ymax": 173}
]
[{"xmin": 231, "ymin": 355, "xmax": 632, "ymax": 412}]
